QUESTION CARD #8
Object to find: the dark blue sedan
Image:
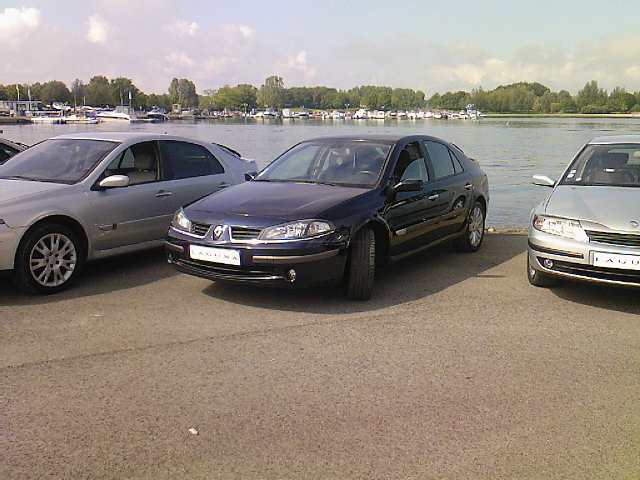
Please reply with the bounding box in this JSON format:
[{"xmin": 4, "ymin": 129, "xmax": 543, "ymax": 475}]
[{"xmin": 165, "ymin": 134, "xmax": 489, "ymax": 300}]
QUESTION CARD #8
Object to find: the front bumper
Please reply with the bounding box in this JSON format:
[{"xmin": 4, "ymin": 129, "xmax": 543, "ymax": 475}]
[
  {"xmin": 527, "ymin": 227, "xmax": 640, "ymax": 288},
  {"xmin": 165, "ymin": 227, "xmax": 347, "ymax": 287}
]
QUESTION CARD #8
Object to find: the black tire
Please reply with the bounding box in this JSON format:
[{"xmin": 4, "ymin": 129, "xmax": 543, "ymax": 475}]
[
  {"xmin": 13, "ymin": 223, "xmax": 84, "ymax": 294},
  {"xmin": 527, "ymin": 256, "xmax": 556, "ymax": 288},
  {"xmin": 344, "ymin": 227, "xmax": 376, "ymax": 300},
  {"xmin": 453, "ymin": 201, "xmax": 485, "ymax": 252}
]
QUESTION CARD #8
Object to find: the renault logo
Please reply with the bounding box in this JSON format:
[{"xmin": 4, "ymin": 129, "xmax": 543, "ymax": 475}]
[
  {"xmin": 212, "ymin": 225, "xmax": 224, "ymax": 239},
  {"xmin": 630, "ymin": 221, "xmax": 639, "ymax": 229}
]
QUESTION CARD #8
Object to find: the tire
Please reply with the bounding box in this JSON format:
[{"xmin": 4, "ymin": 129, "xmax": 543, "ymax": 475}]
[
  {"xmin": 453, "ymin": 201, "xmax": 485, "ymax": 252},
  {"xmin": 344, "ymin": 227, "xmax": 376, "ymax": 300},
  {"xmin": 13, "ymin": 223, "xmax": 84, "ymax": 294},
  {"xmin": 527, "ymin": 255, "xmax": 556, "ymax": 288}
]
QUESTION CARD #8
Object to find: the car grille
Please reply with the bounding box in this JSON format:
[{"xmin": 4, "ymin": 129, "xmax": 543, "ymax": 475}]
[
  {"xmin": 585, "ymin": 230, "xmax": 640, "ymax": 247},
  {"xmin": 191, "ymin": 222, "xmax": 210, "ymax": 237},
  {"xmin": 230, "ymin": 226, "xmax": 263, "ymax": 240}
]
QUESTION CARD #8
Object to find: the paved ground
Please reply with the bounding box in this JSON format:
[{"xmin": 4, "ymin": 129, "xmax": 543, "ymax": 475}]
[{"xmin": 1, "ymin": 233, "xmax": 639, "ymax": 479}]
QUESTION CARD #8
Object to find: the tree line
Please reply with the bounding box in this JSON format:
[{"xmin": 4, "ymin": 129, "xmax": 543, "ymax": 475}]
[
  {"xmin": 0, "ymin": 76, "xmax": 198, "ymax": 110},
  {"xmin": 1, "ymin": 75, "xmax": 639, "ymax": 114}
]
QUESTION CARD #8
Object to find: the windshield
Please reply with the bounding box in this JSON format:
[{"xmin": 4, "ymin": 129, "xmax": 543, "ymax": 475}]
[
  {"xmin": 561, "ymin": 143, "xmax": 640, "ymax": 187},
  {"xmin": 256, "ymin": 139, "xmax": 391, "ymax": 187},
  {"xmin": 0, "ymin": 139, "xmax": 117, "ymax": 184}
]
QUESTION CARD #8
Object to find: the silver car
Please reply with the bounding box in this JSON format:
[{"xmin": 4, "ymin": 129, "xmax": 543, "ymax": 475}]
[
  {"xmin": 528, "ymin": 135, "xmax": 640, "ymax": 288},
  {"xmin": 0, "ymin": 132, "xmax": 257, "ymax": 293}
]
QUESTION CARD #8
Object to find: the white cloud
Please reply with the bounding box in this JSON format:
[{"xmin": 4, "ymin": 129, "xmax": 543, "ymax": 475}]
[
  {"xmin": 164, "ymin": 20, "xmax": 199, "ymax": 37},
  {"xmin": 282, "ymin": 51, "xmax": 317, "ymax": 81},
  {"xmin": 0, "ymin": 7, "xmax": 41, "ymax": 43},
  {"xmin": 86, "ymin": 14, "xmax": 110, "ymax": 44},
  {"xmin": 220, "ymin": 23, "xmax": 255, "ymax": 40}
]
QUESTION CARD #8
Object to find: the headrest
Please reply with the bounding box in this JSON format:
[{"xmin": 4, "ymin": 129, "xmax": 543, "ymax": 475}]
[
  {"xmin": 134, "ymin": 153, "xmax": 154, "ymax": 170},
  {"xmin": 601, "ymin": 152, "xmax": 628, "ymax": 168}
]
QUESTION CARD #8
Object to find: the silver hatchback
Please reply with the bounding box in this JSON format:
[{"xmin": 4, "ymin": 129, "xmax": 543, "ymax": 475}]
[
  {"xmin": 528, "ymin": 135, "xmax": 640, "ymax": 288},
  {"xmin": 0, "ymin": 132, "xmax": 257, "ymax": 293}
]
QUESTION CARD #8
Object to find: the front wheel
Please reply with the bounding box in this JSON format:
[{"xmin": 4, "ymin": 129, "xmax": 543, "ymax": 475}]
[
  {"xmin": 453, "ymin": 201, "xmax": 485, "ymax": 252},
  {"xmin": 344, "ymin": 227, "xmax": 375, "ymax": 300},
  {"xmin": 13, "ymin": 223, "xmax": 84, "ymax": 294}
]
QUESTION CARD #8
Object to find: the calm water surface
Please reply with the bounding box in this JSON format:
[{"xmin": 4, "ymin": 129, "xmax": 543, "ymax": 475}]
[{"xmin": 2, "ymin": 117, "xmax": 638, "ymax": 228}]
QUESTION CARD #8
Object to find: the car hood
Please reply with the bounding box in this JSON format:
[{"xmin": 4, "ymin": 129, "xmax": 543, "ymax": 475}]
[
  {"xmin": 0, "ymin": 178, "xmax": 68, "ymax": 204},
  {"xmin": 545, "ymin": 185, "xmax": 640, "ymax": 232},
  {"xmin": 189, "ymin": 180, "xmax": 368, "ymax": 220}
]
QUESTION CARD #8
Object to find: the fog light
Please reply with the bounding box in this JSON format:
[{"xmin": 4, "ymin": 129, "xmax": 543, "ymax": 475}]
[
  {"xmin": 287, "ymin": 269, "xmax": 297, "ymax": 282},
  {"xmin": 543, "ymin": 258, "xmax": 554, "ymax": 269}
]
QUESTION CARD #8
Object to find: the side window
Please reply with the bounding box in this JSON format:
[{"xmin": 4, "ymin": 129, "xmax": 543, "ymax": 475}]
[
  {"xmin": 450, "ymin": 150, "xmax": 464, "ymax": 174},
  {"xmin": 106, "ymin": 141, "xmax": 159, "ymax": 185},
  {"xmin": 423, "ymin": 140, "xmax": 457, "ymax": 179},
  {"xmin": 393, "ymin": 142, "xmax": 428, "ymax": 182},
  {"xmin": 160, "ymin": 141, "xmax": 224, "ymax": 180}
]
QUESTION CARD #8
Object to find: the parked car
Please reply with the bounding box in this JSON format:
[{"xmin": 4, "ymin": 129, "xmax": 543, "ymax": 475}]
[
  {"xmin": 528, "ymin": 135, "xmax": 640, "ymax": 288},
  {"xmin": 0, "ymin": 132, "xmax": 257, "ymax": 293},
  {"xmin": 0, "ymin": 138, "xmax": 28, "ymax": 164},
  {"xmin": 166, "ymin": 134, "xmax": 489, "ymax": 300}
]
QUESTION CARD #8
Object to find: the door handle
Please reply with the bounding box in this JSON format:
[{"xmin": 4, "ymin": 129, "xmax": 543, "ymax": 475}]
[
  {"xmin": 156, "ymin": 190, "xmax": 173, "ymax": 197},
  {"xmin": 464, "ymin": 183, "xmax": 473, "ymax": 190},
  {"xmin": 218, "ymin": 182, "xmax": 231, "ymax": 188},
  {"xmin": 428, "ymin": 194, "xmax": 439, "ymax": 201}
]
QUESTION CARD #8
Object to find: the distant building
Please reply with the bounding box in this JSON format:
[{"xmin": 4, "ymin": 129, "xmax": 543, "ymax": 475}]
[{"xmin": 0, "ymin": 100, "xmax": 43, "ymax": 115}]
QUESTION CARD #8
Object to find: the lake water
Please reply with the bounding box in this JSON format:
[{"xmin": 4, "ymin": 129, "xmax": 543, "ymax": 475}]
[{"xmin": 2, "ymin": 117, "xmax": 638, "ymax": 228}]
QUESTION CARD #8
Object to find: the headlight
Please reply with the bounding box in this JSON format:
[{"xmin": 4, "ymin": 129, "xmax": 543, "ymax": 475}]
[
  {"xmin": 260, "ymin": 220, "xmax": 333, "ymax": 240},
  {"xmin": 172, "ymin": 208, "xmax": 192, "ymax": 232},
  {"xmin": 532, "ymin": 215, "xmax": 588, "ymax": 241}
]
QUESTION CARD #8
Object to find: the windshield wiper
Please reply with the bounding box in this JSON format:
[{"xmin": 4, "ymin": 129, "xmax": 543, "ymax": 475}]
[{"xmin": 0, "ymin": 175, "xmax": 44, "ymax": 182}]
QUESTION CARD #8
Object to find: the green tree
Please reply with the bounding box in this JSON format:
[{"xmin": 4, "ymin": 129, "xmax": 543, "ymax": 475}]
[
  {"xmin": 607, "ymin": 87, "xmax": 636, "ymax": 113},
  {"xmin": 40, "ymin": 80, "xmax": 71, "ymax": 105},
  {"xmin": 168, "ymin": 78, "xmax": 198, "ymax": 108},
  {"xmin": 257, "ymin": 75, "xmax": 286, "ymax": 109},
  {"xmin": 70, "ymin": 79, "xmax": 86, "ymax": 107},
  {"xmin": 109, "ymin": 77, "xmax": 142, "ymax": 106},
  {"xmin": 86, "ymin": 76, "xmax": 111, "ymax": 106},
  {"xmin": 575, "ymin": 80, "xmax": 607, "ymax": 110}
]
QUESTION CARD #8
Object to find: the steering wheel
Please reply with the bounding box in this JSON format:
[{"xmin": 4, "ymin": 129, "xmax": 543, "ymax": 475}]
[{"xmin": 355, "ymin": 170, "xmax": 377, "ymax": 178}]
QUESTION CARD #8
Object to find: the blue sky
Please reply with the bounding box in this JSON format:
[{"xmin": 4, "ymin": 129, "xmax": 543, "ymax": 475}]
[{"xmin": 1, "ymin": 0, "xmax": 639, "ymax": 96}]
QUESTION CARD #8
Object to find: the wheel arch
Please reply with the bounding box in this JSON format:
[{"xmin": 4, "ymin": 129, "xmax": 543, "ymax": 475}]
[
  {"xmin": 19, "ymin": 215, "xmax": 90, "ymax": 261},
  {"xmin": 349, "ymin": 218, "xmax": 391, "ymax": 269}
]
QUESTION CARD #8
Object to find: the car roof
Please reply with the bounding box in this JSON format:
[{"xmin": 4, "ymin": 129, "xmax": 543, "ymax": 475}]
[
  {"xmin": 46, "ymin": 132, "xmax": 206, "ymax": 144},
  {"xmin": 298, "ymin": 134, "xmax": 453, "ymax": 145},
  {"xmin": 589, "ymin": 135, "xmax": 640, "ymax": 145}
]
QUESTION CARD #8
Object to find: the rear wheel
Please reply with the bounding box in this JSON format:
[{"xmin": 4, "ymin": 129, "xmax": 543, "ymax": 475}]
[
  {"xmin": 13, "ymin": 223, "xmax": 84, "ymax": 294},
  {"xmin": 454, "ymin": 201, "xmax": 485, "ymax": 252},
  {"xmin": 527, "ymin": 256, "xmax": 556, "ymax": 288},
  {"xmin": 344, "ymin": 227, "xmax": 375, "ymax": 300}
]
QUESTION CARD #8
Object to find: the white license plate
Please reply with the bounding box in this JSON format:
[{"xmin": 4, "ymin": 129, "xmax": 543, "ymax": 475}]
[
  {"xmin": 592, "ymin": 252, "xmax": 640, "ymax": 271},
  {"xmin": 190, "ymin": 245, "xmax": 241, "ymax": 266}
]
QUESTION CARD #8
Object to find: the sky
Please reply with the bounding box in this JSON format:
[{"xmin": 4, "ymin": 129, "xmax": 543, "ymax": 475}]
[{"xmin": 1, "ymin": 0, "xmax": 639, "ymax": 97}]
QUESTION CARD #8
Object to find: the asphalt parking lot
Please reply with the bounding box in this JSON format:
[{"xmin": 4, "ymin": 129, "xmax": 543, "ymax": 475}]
[{"xmin": 1, "ymin": 233, "xmax": 639, "ymax": 479}]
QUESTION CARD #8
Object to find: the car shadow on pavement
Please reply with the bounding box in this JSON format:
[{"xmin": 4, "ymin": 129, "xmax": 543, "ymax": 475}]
[
  {"xmin": 0, "ymin": 247, "xmax": 178, "ymax": 306},
  {"xmin": 551, "ymin": 282, "xmax": 640, "ymax": 315},
  {"xmin": 202, "ymin": 233, "xmax": 528, "ymax": 313}
]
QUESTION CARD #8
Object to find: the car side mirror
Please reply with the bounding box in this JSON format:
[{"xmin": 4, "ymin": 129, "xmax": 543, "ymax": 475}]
[
  {"xmin": 390, "ymin": 178, "xmax": 424, "ymax": 193},
  {"xmin": 98, "ymin": 175, "xmax": 130, "ymax": 189},
  {"xmin": 532, "ymin": 175, "xmax": 556, "ymax": 187},
  {"xmin": 245, "ymin": 171, "xmax": 257, "ymax": 181}
]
